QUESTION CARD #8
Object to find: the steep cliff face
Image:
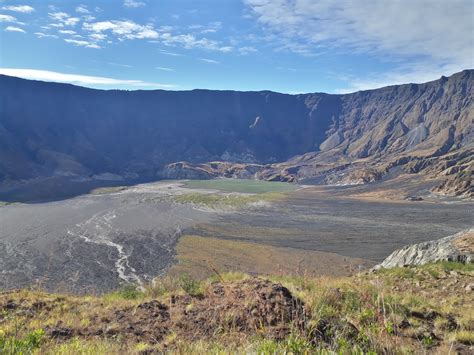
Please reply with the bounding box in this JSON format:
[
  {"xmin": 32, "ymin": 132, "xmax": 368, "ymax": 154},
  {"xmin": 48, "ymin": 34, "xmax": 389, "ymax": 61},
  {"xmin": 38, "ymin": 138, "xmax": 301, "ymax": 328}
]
[
  {"xmin": 0, "ymin": 77, "xmax": 332, "ymax": 179},
  {"xmin": 0, "ymin": 70, "xmax": 472, "ymax": 196},
  {"xmin": 334, "ymin": 72, "xmax": 473, "ymax": 159}
]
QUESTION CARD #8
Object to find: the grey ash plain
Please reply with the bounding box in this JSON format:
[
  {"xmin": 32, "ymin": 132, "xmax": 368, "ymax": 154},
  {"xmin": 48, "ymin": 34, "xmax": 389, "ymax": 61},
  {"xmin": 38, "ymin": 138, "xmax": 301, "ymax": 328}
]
[
  {"xmin": 0, "ymin": 182, "xmax": 213, "ymax": 293},
  {"xmin": 1, "ymin": 179, "xmax": 472, "ymax": 293}
]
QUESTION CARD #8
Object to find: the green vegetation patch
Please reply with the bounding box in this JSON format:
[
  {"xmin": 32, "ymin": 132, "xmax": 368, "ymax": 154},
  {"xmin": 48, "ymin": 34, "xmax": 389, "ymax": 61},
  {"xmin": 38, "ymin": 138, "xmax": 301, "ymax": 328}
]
[
  {"xmin": 90, "ymin": 186, "xmax": 127, "ymax": 195},
  {"xmin": 0, "ymin": 329, "xmax": 45, "ymax": 354},
  {"xmin": 183, "ymin": 178, "xmax": 297, "ymax": 194},
  {"xmin": 174, "ymin": 191, "xmax": 285, "ymax": 208},
  {"xmin": 105, "ymin": 284, "xmax": 145, "ymax": 301},
  {"xmin": 377, "ymin": 261, "xmax": 474, "ymax": 279}
]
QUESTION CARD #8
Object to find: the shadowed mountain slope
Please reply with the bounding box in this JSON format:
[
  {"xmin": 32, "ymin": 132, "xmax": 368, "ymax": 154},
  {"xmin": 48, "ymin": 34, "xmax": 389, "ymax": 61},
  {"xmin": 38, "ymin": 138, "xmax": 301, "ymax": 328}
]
[{"xmin": 0, "ymin": 70, "xmax": 472, "ymax": 196}]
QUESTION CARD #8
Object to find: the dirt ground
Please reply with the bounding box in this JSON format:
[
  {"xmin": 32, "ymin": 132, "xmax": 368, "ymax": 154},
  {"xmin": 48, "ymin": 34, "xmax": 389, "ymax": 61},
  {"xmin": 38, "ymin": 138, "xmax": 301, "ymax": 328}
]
[
  {"xmin": 0, "ymin": 278, "xmax": 306, "ymax": 344},
  {"xmin": 168, "ymin": 234, "xmax": 374, "ymax": 280}
]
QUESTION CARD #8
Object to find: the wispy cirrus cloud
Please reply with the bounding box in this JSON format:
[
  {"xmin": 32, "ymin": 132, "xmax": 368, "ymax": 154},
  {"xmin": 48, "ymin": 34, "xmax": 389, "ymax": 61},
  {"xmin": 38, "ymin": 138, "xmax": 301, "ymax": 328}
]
[
  {"xmin": 59, "ymin": 30, "xmax": 76, "ymax": 35},
  {"xmin": 64, "ymin": 38, "xmax": 100, "ymax": 49},
  {"xmin": 89, "ymin": 33, "xmax": 106, "ymax": 41},
  {"xmin": 35, "ymin": 32, "xmax": 58, "ymax": 39},
  {"xmin": 108, "ymin": 62, "xmax": 133, "ymax": 68},
  {"xmin": 155, "ymin": 66, "xmax": 174, "ymax": 71},
  {"xmin": 335, "ymin": 62, "xmax": 471, "ymax": 94},
  {"xmin": 0, "ymin": 68, "xmax": 176, "ymax": 89},
  {"xmin": 199, "ymin": 58, "xmax": 219, "ymax": 64},
  {"xmin": 160, "ymin": 33, "xmax": 233, "ymax": 52},
  {"xmin": 75, "ymin": 5, "xmax": 90, "ymax": 14},
  {"xmin": 4, "ymin": 26, "xmax": 25, "ymax": 33},
  {"xmin": 159, "ymin": 50, "xmax": 184, "ymax": 57},
  {"xmin": 244, "ymin": 0, "xmax": 474, "ymax": 91},
  {"xmin": 238, "ymin": 46, "xmax": 257, "ymax": 55},
  {"xmin": 1, "ymin": 5, "xmax": 34, "ymax": 13},
  {"xmin": 123, "ymin": 0, "xmax": 146, "ymax": 8}
]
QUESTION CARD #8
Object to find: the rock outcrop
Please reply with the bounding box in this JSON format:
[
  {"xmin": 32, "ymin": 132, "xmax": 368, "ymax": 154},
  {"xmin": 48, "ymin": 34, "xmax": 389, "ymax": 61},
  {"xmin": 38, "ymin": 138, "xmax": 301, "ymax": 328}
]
[{"xmin": 375, "ymin": 229, "xmax": 473, "ymax": 269}]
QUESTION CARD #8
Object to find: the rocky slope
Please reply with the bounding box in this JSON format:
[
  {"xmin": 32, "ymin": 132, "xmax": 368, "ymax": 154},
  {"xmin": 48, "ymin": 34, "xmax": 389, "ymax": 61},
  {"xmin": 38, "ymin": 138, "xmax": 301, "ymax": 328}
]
[
  {"xmin": 0, "ymin": 70, "xmax": 472, "ymax": 197},
  {"xmin": 375, "ymin": 229, "xmax": 473, "ymax": 269}
]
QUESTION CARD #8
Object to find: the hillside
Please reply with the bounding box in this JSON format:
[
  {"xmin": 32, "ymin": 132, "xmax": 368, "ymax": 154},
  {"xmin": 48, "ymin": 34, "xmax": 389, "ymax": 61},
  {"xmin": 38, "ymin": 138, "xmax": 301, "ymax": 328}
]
[
  {"xmin": 0, "ymin": 70, "xmax": 472, "ymax": 198},
  {"xmin": 1, "ymin": 262, "xmax": 473, "ymax": 354}
]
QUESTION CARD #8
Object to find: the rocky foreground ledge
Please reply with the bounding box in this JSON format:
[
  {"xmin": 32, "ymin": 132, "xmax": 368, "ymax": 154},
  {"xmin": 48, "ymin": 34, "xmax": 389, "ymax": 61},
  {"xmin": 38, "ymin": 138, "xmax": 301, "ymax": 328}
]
[{"xmin": 375, "ymin": 229, "xmax": 473, "ymax": 269}]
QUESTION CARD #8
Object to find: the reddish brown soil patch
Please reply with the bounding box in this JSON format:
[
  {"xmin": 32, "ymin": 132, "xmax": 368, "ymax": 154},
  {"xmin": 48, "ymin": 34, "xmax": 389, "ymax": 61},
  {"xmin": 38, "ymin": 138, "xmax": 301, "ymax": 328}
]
[
  {"xmin": 4, "ymin": 278, "xmax": 307, "ymax": 345},
  {"xmin": 171, "ymin": 278, "xmax": 307, "ymax": 340}
]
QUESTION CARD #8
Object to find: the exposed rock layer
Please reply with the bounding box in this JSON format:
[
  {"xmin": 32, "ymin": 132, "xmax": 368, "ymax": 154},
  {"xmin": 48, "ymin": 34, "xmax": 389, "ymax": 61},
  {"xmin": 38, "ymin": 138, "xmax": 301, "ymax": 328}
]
[{"xmin": 375, "ymin": 229, "xmax": 474, "ymax": 269}]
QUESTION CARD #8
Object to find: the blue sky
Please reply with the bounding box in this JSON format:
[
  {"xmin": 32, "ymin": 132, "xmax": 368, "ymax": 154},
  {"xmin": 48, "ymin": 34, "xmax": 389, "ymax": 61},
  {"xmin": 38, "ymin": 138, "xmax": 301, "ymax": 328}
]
[{"xmin": 0, "ymin": 0, "xmax": 473, "ymax": 93}]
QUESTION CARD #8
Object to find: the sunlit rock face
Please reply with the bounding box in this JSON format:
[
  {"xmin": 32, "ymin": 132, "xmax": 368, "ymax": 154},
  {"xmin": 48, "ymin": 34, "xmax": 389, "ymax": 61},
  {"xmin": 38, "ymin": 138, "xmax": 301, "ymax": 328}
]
[{"xmin": 375, "ymin": 229, "xmax": 474, "ymax": 269}]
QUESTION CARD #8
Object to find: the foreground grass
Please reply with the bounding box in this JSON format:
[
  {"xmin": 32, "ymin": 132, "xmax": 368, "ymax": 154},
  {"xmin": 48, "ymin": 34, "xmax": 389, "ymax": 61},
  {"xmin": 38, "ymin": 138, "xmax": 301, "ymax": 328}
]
[{"xmin": 1, "ymin": 262, "xmax": 472, "ymax": 354}]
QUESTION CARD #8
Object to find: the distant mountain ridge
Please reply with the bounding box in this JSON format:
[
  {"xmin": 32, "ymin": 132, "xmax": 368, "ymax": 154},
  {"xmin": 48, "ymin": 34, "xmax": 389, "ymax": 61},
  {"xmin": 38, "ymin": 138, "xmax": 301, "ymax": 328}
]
[{"xmin": 0, "ymin": 70, "xmax": 472, "ymax": 197}]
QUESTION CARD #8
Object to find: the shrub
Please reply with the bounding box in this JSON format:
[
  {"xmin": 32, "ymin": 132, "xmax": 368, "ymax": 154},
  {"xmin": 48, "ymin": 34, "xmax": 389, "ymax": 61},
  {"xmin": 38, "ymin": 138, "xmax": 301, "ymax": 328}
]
[
  {"xmin": 107, "ymin": 284, "xmax": 144, "ymax": 300},
  {"xmin": 0, "ymin": 329, "xmax": 45, "ymax": 354},
  {"xmin": 179, "ymin": 273, "xmax": 202, "ymax": 296}
]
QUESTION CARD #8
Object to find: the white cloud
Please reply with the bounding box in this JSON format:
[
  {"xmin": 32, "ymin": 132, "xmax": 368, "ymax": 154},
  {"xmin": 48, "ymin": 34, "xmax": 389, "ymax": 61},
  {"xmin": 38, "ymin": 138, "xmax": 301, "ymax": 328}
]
[
  {"xmin": 0, "ymin": 14, "xmax": 17, "ymax": 22},
  {"xmin": 83, "ymin": 20, "xmax": 158, "ymax": 40},
  {"xmin": 0, "ymin": 68, "xmax": 176, "ymax": 89},
  {"xmin": 35, "ymin": 32, "xmax": 58, "ymax": 39},
  {"xmin": 75, "ymin": 5, "xmax": 90, "ymax": 14},
  {"xmin": 108, "ymin": 62, "xmax": 133, "ymax": 68},
  {"xmin": 64, "ymin": 38, "xmax": 101, "ymax": 49},
  {"xmin": 4, "ymin": 26, "xmax": 25, "ymax": 33},
  {"xmin": 160, "ymin": 33, "xmax": 231, "ymax": 52},
  {"xmin": 336, "ymin": 62, "xmax": 470, "ymax": 94},
  {"xmin": 219, "ymin": 46, "xmax": 233, "ymax": 53},
  {"xmin": 155, "ymin": 66, "xmax": 174, "ymax": 71},
  {"xmin": 64, "ymin": 17, "xmax": 80, "ymax": 26},
  {"xmin": 199, "ymin": 58, "xmax": 219, "ymax": 64},
  {"xmin": 159, "ymin": 50, "xmax": 184, "ymax": 56},
  {"xmin": 49, "ymin": 12, "xmax": 69, "ymax": 21},
  {"xmin": 189, "ymin": 24, "xmax": 203, "ymax": 30},
  {"xmin": 200, "ymin": 28, "xmax": 217, "ymax": 34},
  {"xmin": 83, "ymin": 15, "xmax": 96, "ymax": 22},
  {"xmin": 123, "ymin": 0, "xmax": 146, "ymax": 8},
  {"xmin": 239, "ymin": 46, "xmax": 257, "ymax": 54},
  {"xmin": 89, "ymin": 33, "xmax": 107, "ymax": 41},
  {"xmin": 59, "ymin": 30, "xmax": 76, "ymax": 35},
  {"xmin": 1, "ymin": 5, "xmax": 34, "ymax": 13},
  {"xmin": 82, "ymin": 18, "xmax": 232, "ymax": 52},
  {"xmin": 49, "ymin": 12, "xmax": 80, "ymax": 26},
  {"xmin": 245, "ymin": 0, "xmax": 474, "ymax": 87},
  {"xmin": 201, "ymin": 21, "xmax": 222, "ymax": 34}
]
